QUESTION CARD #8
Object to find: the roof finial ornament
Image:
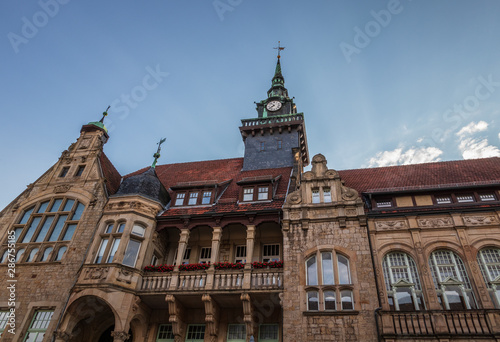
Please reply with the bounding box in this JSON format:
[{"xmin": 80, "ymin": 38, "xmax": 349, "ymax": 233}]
[
  {"xmin": 152, "ymin": 138, "xmax": 166, "ymax": 168},
  {"xmin": 100, "ymin": 105, "xmax": 110, "ymax": 123},
  {"xmin": 274, "ymin": 41, "xmax": 285, "ymax": 59}
]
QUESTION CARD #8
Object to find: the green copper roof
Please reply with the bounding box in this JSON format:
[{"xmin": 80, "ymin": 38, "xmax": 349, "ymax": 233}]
[
  {"xmin": 87, "ymin": 121, "xmax": 108, "ymax": 133},
  {"xmin": 274, "ymin": 58, "xmax": 282, "ymax": 77}
]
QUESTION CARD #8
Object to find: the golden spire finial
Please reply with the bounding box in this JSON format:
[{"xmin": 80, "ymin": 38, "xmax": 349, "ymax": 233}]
[{"xmin": 274, "ymin": 41, "xmax": 285, "ymax": 59}]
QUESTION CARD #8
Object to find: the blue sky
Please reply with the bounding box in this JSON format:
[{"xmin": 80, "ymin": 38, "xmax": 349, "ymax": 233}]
[{"xmin": 1, "ymin": 0, "xmax": 500, "ymax": 209}]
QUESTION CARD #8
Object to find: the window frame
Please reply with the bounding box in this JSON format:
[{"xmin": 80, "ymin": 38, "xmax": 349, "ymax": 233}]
[
  {"xmin": 259, "ymin": 324, "xmax": 279, "ymax": 342},
  {"xmin": 262, "ymin": 244, "xmax": 280, "ymax": 262},
  {"xmin": 3, "ymin": 198, "xmax": 84, "ymax": 264},
  {"xmin": 173, "ymin": 190, "xmax": 214, "ymax": 206},
  {"xmin": 241, "ymin": 185, "xmax": 272, "ymax": 202},
  {"xmin": 156, "ymin": 324, "xmax": 174, "ymax": 342},
  {"xmin": 227, "ymin": 324, "xmax": 246, "ymax": 342},
  {"xmin": 477, "ymin": 247, "xmax": 500, "ymax": 308},
  {"xmin": 23, "ymin": 310, "xmax": 54, "ymax": 342},
  {"xmin": 94, "ymin": 221, "xmax": 126, "ymax": 264},
  {"xmin": 382, "ymin": 252, "xmax": 425, "ymax": 311},
  {"xmin": 305, "ymin": 250, "xmax": 354, "ymax": 312}
]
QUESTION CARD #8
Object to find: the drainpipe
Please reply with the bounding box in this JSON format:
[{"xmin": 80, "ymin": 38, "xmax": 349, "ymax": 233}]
[{"xmin": 374, "ymin": 307, "xmax": 382, "ymax": 342}]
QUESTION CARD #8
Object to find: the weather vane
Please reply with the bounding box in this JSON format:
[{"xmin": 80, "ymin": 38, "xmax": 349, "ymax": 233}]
[
  {"xmin": 274, "ymin": 41, "xmax": 285, "ymax": 59},
  {"xmin": 152, "ymin": 138, "xmax": 166, "ymax": 168},
  {"xmin": 100, "ymin": 105, "xmax": 110, "ymax": 123}
]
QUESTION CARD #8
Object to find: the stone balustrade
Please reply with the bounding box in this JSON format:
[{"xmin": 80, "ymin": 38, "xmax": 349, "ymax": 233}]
[
  {"xmin": 140, "ymin": 268, "xmax": 283, "ymax": 292},
  {"xmin": 378, "ymin": 309, "xmax": 500, "ymax": 338}
]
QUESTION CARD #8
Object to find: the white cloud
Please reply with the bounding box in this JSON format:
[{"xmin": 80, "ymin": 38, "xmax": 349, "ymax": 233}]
[
  {"xmin": 367, "ymin": 146, "xmax": 443, "ymax": 167},
  {"xmin": 456, "ymin": 121, "xmax": 488, "ymax": 137},
  {"xmin": 458, "ymin": 138, "xmax": 500, "ymax": 159}
]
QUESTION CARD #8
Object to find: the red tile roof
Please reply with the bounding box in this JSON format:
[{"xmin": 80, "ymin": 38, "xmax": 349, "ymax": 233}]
[
  {"xmin": 124, "ymin": 158, "xmax": 292, "ymax": 217},
  {"xmin": 338, "ymin": 157, "xmax": 500, "ymax": 194},
  {"xmin": 99, "ymin": 153, "xmax": 122, "ymax": 195}
]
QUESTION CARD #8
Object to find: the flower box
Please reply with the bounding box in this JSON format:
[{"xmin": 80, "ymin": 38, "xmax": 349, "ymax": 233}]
[
  {"xmin": 252, "ymin": 261, "xmax": 283, "ymax": 269},
  {"xmin": 214, "ymin": 262, "xmax": 245, "ymax": 270},
  {"xmin": 179, "ymin": 263, "xmax": 210, "ymax": 271},
  {"xmin": 144, "ymin": 264, "xmax": 174, "ymax": 272}
]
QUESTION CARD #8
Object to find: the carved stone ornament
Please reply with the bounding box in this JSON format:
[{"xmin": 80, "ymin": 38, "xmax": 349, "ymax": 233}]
[
  {"xmin": 79, "ymin": 137, "xmax": 92, "ymax": 150},
  {"xmin": 53, "ymin": 330, "xmax": 71, "ymax": 341},
  {"xmin": 286, "ymin": 190, "xmax": 302, "ymax": 205},
  {"xmin": 346, "ymin": 208, "xmax": 357, "ymax": 216},
  {"xmin": 111, "ymin": 331, "xmax": 131, "ymax": 341},
  {"xmin": 341, "ymin": 185, "xmax": 358, "ymax": 201},
  {"xmin": 54, "ymin": 184, "xmax": 72, "ymax": 193},
  {"xmin": 463, "ymin": 215, "xmax": 499, "ymax": 225},
  {"xmin": 117, "ymin": 267, "xmax": 133, "ymax": 284},
  {"xmin": 84, "ymin": 266, "xmax": 109, "ymax": 280},
  {"xmin": 418, "ymin": 217, "xmax": 453, "ymax": 228},
  {"xmin": 375, "ymin": 220, "xmax": 407, "ymax": 230},
  {"xmin": 290, "ymin": 211, "xmax": 301, "ymax": 220}
]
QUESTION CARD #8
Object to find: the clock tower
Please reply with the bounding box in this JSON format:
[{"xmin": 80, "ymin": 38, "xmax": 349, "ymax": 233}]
[{"xmin": 240, "ymin": 49, "xmax": 309, "ymax": 172}]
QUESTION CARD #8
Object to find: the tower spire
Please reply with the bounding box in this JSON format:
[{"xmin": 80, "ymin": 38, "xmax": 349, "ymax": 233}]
[{"xmin": 152, "ymin": 138, "xmax": 166, "ymax": 168}]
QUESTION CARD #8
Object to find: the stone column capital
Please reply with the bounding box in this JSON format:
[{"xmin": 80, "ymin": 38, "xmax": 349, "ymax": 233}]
[{"xmin": 111, "ymin": 330, "xmax": 131, "ymax": 341}]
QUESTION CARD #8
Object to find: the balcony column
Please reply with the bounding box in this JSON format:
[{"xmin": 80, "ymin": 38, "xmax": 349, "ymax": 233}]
[
  {"xmin": 210, "ymin": 226, "xmax": 222, "ymax": 265},
  {"xmin": 243, "ymin": 225, "xmax": 256, "ymax": 289},
  {"xmin": 170, "ymin": 229, "xmax": 190, "ymax": 290},
  {"xmin": 206, "ymin": 226, "xmax": 222, "ymax": 289},
  {"xmin": 175, "ymin": 229, "xmax": 191, "ymax": 267}
]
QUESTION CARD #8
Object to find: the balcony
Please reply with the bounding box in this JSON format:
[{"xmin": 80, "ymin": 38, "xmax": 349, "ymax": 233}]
[
  {"xmin": 140, "ymin": 268, "xmax": 283, "ymax": 293},
  {"xmin": 377, "ymin": 309, "xmax": 500, "ymax": 339}
]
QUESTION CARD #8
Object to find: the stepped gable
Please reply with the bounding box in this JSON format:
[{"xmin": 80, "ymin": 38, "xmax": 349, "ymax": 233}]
[
  {"xmin": 99, "ymin": 152, "xmax": 122, "ymax": 195},
  {"xmin": 123, "ymin": 157, "xmax": 292, "ymax": 216},
  {"xmin": 338, "ymin": 157, "xmax": 500, "ymax": 194}
]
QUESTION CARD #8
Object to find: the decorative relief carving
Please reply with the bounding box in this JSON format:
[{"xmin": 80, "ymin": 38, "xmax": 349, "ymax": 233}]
[
  {"xmin": 53, "ymin": 330, "xmax": 71, "ymax": 341},
  {"xmin": 463, "ymin": 215, "xmax": 499, "ymax": 225},
  {"xmin": 79, "ymin": 137, "xmax": 91, "ymax": 150},
  {"xmin": 346, "ymin": 208, "xmax": 357, "ymax": 216},
  {"xmin": 116, "ymin": 268, "xmax": 132, "ymax": 284},
  {"xmin": 84, "ymin": 266, "xmax": 109, "ymax": 280},
  {"xmin": 54, "ymin": 185, "xmax": 72, "ymax": 193},
  {"xmin": 111, "ymin": 331, "xmax": 131, "ymax": 341},
  {"xmin": 64, "ymin": 157, "xmax": 72, "ymax": 164},
  {"xmin": 341, "ymin": 185, "xmax": 358, "ymax": 201},
  {"xmin": 286, "ymin": 190, "xmax": 302, "ymax": 205},
  {"xmin": 375, "ymin": 220, "xmax": 407, "ymax": 230},
  {"xmin": 290, "ymin": 211, "xmax": 301, "ymax": 220},
  {"xmin": 418, "ymin": 217, "xmax": 453, "ymax": 228}
]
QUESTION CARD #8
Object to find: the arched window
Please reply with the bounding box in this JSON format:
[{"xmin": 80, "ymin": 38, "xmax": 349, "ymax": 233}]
[
  {"xmin": 382, "ymin": 252, "xmax": 424, "ymax": 311},
  {"xmin": 5, "ymin": 198, "xmax": 85, "ymax": 263},
  {"xmin": 429, "ymin": 250, "xmax": 477, "ymax": 310},
  {"xmin": 477, "ymin": 247, "xmax": 500, "ymax": 308},
  {"xmin": 305, "ymin": 250, "xmax": 353, "ymax": 311}
]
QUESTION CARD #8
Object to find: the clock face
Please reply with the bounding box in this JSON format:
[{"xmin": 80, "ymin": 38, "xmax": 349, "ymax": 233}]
[{"xmin": 266, "ymin": 100, "xmax": 282, "ymax": 111}]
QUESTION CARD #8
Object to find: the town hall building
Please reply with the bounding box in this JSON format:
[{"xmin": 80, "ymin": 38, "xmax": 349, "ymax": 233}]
[{"xmin": 1, "ymin": 52, "xmax": 500, "ymax": 342}]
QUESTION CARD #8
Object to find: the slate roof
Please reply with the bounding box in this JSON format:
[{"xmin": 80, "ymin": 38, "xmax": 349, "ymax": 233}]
[
  {"xmin": 124, "ymin": 158, "xmax": 293, "ymax": 217},
  {"xmin": 338, "ymin": 157, "xmax": 500, "ymax": 194},
  {"xmin": 99, "ymin": 153, "xmax": 121, "ymax": 195}
]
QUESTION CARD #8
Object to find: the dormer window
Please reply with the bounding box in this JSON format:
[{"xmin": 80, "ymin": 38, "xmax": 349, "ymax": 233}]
[
  {"xmin": 258, "ymin": 187, "xmax": 269, "ymax": 200},
  {"xmin": 188, "ymin": 192, "xmax": 198, "ymax": 205},
  {"xmin": 173, "ymin": 190, "xmax": 214, "ymax": 206},
  {"xmin": 202, "ymin": 191, "xmax": 212, "ymax": 204},
  {"xmin": 175, "ymin": 193, "xmax": 185, "ymax": 206},
  {"xmin": 243, "ymin": 188, "xmax": 254, "ymax": 201}
]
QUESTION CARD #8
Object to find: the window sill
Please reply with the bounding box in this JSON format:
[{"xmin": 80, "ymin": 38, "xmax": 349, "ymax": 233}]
[{"xmin": 303, "ymin": 310, "xmax": 359, "ymax": 316}]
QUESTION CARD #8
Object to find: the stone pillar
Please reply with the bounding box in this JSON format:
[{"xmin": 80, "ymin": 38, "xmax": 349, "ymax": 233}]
[
  {"xmin": 243, "ymin": 225, "xmax": 256, "ymax": 289},
  {"xmin": 245, "ymin": 225, "xmax": 256, "ymax": 268},
  {"xmin": 210, "ymin": 227, "xmax": 222, "ymax": 265},
  {"xmin": 111, "ymin": 331, "xmax": 131, "ymax": 342},
  {"xmin": 170, "ymin": 229, "xmax": 190, "ymax": 290},
  {"xmin": 175, "ymin": 229, "xmax": 191, "ymax": 268}
]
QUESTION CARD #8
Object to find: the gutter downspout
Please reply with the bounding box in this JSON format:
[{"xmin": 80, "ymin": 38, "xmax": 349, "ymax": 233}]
[{"xmin": 364, "ymin": 196, "xmax": 383, "ymax": 342}]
